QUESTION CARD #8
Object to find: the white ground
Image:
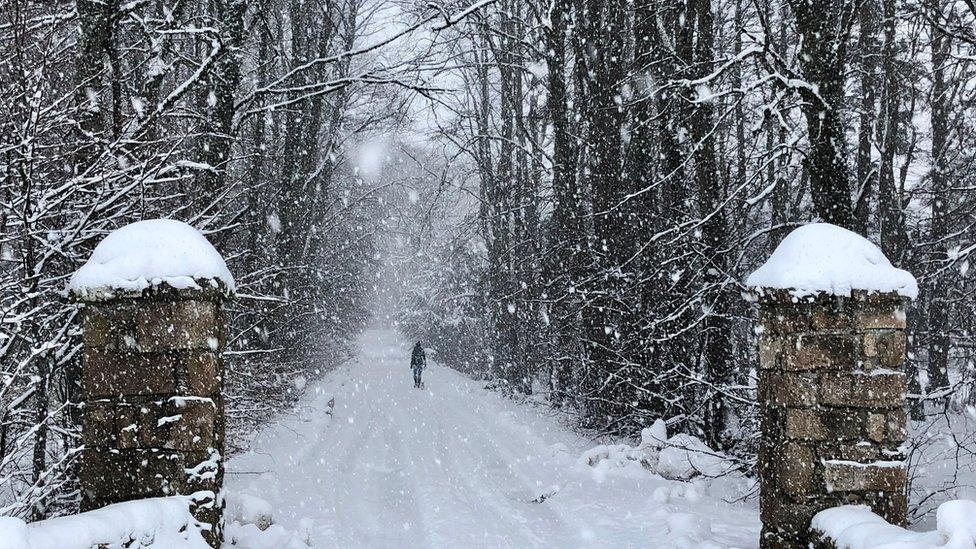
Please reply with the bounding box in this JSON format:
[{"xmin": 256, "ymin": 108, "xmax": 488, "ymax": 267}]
[{"xmin": 226, "ymin": 329, "xmax": 761, "ymax": 548}]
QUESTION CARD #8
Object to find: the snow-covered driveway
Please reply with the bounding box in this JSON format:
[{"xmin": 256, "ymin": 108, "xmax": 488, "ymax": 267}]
[{"xmin": 227, "ymin": 329, "xmax": 760, "ymax": 548}]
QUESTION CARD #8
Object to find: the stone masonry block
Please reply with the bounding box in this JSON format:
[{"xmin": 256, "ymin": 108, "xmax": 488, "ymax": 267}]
[
  {"xmin": 885, "ymin": 408, "xmax": 908, "ymax": 443},
  {"xmin": 83, "ymin": 308, "xmax": 113, "ymax": 348},
  {"xmin": 81, "ymin": 448, "xmax": 184, "ymax": 509},
  {"xmin": 873, "ymin": 490, "xmax": 908, "ymax": 527},
  {"xmin": 113, "ymin": 399, "xmax": 219, "ymax": 453},
  {"xmin": 862, "ymin": 330, "xmax": 906, "ymax": 369},
  {"xmin": 824, "ymin": 461, "xmax": 906, "ymax": 493},
  {"xmin": 760, "ymin": 335, "xmax": 783, "ymax": 369},
  {"xmin": 819, "ymin": 374, "xmax": 852, "ymax": 407},
  {"xmin": 785, "ymin": 409, "xmax": 826, "ymax": 441},
  {"xmin": 761, "ymin": 498, "xmax": 825, "ymax": 541},
  {"xmin": 168, "ymin": 400, "xmax": 218, "ymax": 452},
  {"xmin": 186, "ymin": 352, "xmax": 222, "ymax": 396},
  {"xmin": 820, "ymin": 373, "xmax": 905, "ymax": 408},
  {"xmin": 115, "ymin": 404, "xmax": 143, "ymax": 449},
  {"xmin": 818, "ymin": 409, "xmax": 868, "ymax": 441},
  {"xmin": 809, "ymin": 301, "xmax": 851, "ymax": 331},
  {"xmin": 82, "ymin": 400, "xmax": 116, "ymax": 448},
  {"xmin": 761, "ymin": 407, "xmax": 786, "ymax": 442},
  {"xmin": 116, "ymin": 402, "xmax": 181, "ymax": 449},
  {"xmin": 854, "ymin": 304, "xmax": 907, "ymax": 330},
  {"xmin": 80, "ymin": 448, "xmax": 132, "ymax": 509},
  {"xmin": 83, "ymin": 305, "xmax": 136, "ymax": 348},
  {"xmin": 866, "ymin": 413, "xmax": 886, "ymax": 442},
  {"xmin": 84, "ymin": 348, "xmax": 177, "ymax": 398},
  {"xmin": 761, "ymin": 372, "xmax": 818, "ymax": 407},
  {"xmin": 779, "ymin": 443, "xmax": 815, "ymax": 498},
  {"xmin": 783, "ymin": 333, "xmax": 856, "ymax": 371},
  {"xmin": 818, "ymin": 442, "xmax": 883, "ymax": 463},
  {"xmin": 134, "ymin": 300, "xmax": 220, "ymax": 352},
  {"xmin": 860, "ymin": 373, "xmax": 907, "ymax": 407},
  {"xmin": 761, "ymin": 306, "xmax": 810, "ymax": 335}
]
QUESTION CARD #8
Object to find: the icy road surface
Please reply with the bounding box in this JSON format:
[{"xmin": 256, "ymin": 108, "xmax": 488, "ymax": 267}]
[{"xmin": 227, "ymin": 329, "xmax": 760, "ymax": 548}]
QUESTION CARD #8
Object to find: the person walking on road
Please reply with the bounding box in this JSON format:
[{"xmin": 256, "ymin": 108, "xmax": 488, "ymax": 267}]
[{"xmin": 411, "ymin": 341, "xmax": 427, "ymax": 388}]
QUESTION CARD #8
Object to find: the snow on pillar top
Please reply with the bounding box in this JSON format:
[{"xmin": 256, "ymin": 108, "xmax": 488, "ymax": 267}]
[
  {"xmin": 68, "ymin": 219, "xmax": 235, "ymax": 301},
  {"xmin": 746, "ymin": 222, "xmax": 918, "ymax": 300}
]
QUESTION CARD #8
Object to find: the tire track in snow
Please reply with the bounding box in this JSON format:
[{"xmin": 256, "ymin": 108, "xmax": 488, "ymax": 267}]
[
  {"xmin": 438, "ymin": 382, "xmax": 587, "ymax": 544},
  {"xmin": 410, "ymin": 382, "xmax": 550, "ymax": 547},
  {"xmin": 327, "ymin": 356, "xmax": 431, "ymax": 548}
]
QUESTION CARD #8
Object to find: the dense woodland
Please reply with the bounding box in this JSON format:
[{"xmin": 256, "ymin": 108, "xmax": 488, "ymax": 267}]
[
  {"xmin": 0, "ymin": 0, "xmax": 393, "ymax": 518},
  {"xmin": 1, "ymin": 0, "xmax": 975, "ymax": 523},
  {"xmin": 390, "ymin": 0, "xmax": 976, "ymax": 478}
]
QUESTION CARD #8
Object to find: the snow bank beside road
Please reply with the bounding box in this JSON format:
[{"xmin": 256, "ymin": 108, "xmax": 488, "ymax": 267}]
[
  {"xmin": 224, "ymin": 521, "xmax": 312, "ymax": 549},
  {"xmin": 746, "ymin": 223, "xmax": 918, "ymax": 299},
  {"xmin": 812, "ymin": 501, "xmax": 976, "ymax": 548},
  {"xmin": 0, "ymin": 492, "xmax": 311, "ymax": 549},
  {"xmin": 0, "ymin": 495, "xmax": 211, "ymax": 549},
  {"xmin": 68, "ymin": 219, "xmax": 235, "ymax": 299}
]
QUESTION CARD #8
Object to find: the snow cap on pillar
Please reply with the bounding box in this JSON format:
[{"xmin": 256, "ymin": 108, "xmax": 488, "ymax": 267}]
[
  {"xmin": 68, "ymin": 219, "xmax": 236, "ymax": 301},
  {"xmin": 746, "ymin": 222, "xmax": 918, "ymax": 300}
]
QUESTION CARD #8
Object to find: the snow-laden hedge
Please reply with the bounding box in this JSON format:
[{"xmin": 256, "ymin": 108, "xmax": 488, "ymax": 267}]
[
  {"xmin": 812, "ymin": 501, "xmax": 976, "ymax": 549},
  {"xmin": 0, "ymin": 495, "xmax": 210, "ymax": 549}
]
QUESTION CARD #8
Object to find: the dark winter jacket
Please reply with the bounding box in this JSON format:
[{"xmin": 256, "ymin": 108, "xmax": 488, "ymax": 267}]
[{"xmin": 411, "ymin": 343, "xmax": 426, "ymax": 371}]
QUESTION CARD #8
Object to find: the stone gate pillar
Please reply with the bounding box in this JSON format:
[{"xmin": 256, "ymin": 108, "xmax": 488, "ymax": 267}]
[
  {"xmin": 746, "ymin": 223, "xmax": 917, "ymax": 549},
  {"xmin": 68, "ymin": 220, "xmax": 235, "ymax": 548}
]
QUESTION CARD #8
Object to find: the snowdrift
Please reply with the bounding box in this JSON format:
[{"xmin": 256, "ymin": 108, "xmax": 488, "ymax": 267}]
[
  {"xmin": 0, "ymin": 495, "xmax": 210, "ymax": 549},
  {"xmin": 68, "ymin": 219, "xmax": 235, "ymax": 299},
  {"xmin": 0, "ymin": 493, "xmax": 309, "ymax": 549},
  {"xmin": 812, "ymin": 501, "xmax": 976, "ymax": 549},
  {"xmin": 746, "ymin": 222, "xmax": 918, "ymax": 299}
]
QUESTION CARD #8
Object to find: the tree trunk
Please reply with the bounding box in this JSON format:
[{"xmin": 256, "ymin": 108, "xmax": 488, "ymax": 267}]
[
  {"xmin": 545, "ymin": 0, "xmax": 582, "ymax": 405},
  {"xmin": 926, "ymin": 0, "xmax": 951, "ymax": 398},
  {"xmin": 73, "ymin": 0, "xmax": 115, "ymax": 174},
  {"xmin": 579, "ymin": 0, "xmax": 628, "ymax": 429},
  {"xmin": 789, "ymin": 0, "xmax": 856, "ymax": 228},
  {"xmin": 691, "ymin": 0, "xmax": 732, "ymax": 450},
  {"xmin": 198, "ymin": 0, "xmax": 247, "ymax": 215}
]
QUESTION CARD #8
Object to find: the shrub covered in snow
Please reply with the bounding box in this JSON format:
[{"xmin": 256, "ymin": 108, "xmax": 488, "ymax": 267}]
[
  {"xmin": 226, "ymin": 493, "xmax": 275, "ymax": 532},
  {"xmin": 221, "ymin": 492, "xmax": 311, "ymax": 548},
  {"xmin": 656, "ymin": 434, "xmax": 734, "ymax": 480},
  {"xmin": 224, "ymin": 521, "xmax": 312, "ymax": 549},
  {"xmin": 641, "ymin": 419, "xmax": 669, "ymax": 449},
  {"xmin": 578, "ymin": 420, "xmax": 735, "ymax": 481}
]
